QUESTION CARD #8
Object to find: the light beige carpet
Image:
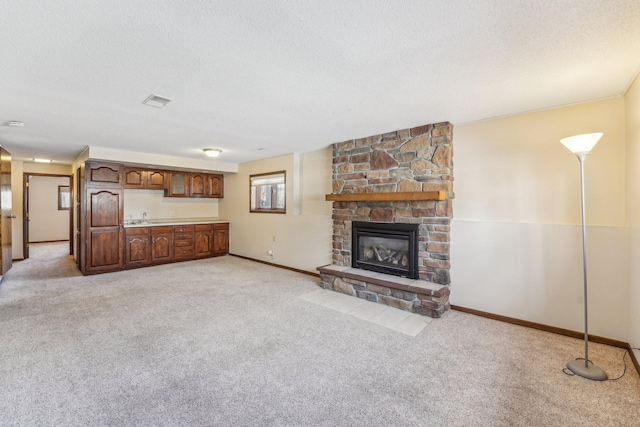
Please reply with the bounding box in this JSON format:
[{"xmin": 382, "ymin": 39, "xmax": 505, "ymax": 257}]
[{"xmin": 0, "ymin": 242, "xmax": 639, "ymax": 426}]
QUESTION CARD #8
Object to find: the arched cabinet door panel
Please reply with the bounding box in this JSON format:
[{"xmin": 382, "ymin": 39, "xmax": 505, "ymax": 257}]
[
  {"xmin": 85, "ymin": 188, "xmax": 123, "ymax": 274},
  {"xmin": 208, "ymin": 174, "xmax": 224, "ymax": 198},
  {"xmin": 86, "ymin": 162, "xmax": 122, "ymax": 186},
  {"xmin": 151, "ymin": 227, "xmax": 173, "ymax": 263},
  {"xmin": 213, "ymin": 223, "xmax": 229, "ymax": 255}
]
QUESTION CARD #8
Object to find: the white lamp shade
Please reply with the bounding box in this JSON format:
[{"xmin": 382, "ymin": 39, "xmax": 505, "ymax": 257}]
[{"xmin": 559, "ymin": 133, "xmax": 603, "ymax": 155}]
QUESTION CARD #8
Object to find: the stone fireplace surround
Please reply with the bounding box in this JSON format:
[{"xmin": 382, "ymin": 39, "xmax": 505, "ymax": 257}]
[{"xmin": 317, "ymin": 122, "xmax": 453, "ymax": 318}]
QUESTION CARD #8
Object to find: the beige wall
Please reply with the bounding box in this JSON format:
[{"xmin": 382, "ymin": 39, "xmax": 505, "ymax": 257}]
[
  {"xmin": 452, "ymin": 98, "xmax": 629, "ymax": 340},
  {"xmin": 28, "ymin": 175, "xmax": 70, "ymax": 242},
  {"xmin": 123, "ymin": 190, "xmax": 219, "ymax": 221},
  {"xmin": 625, "ymin": 74, "xmax": 640, "ymax": 361},
  {"xmin": 11, "ymin": 162, "xmax": 73, "ymax": 259},
  {"xmin": 218, "ymin": 148, "xmax": 332, "ymax": 274}
]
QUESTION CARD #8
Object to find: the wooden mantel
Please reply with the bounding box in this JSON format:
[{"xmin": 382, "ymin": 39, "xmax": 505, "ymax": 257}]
[{"xmin": 325, "ymin": 191, "xmax": 446, "ymax": 202}]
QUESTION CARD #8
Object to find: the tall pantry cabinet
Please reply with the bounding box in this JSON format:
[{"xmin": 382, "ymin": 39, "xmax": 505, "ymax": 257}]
[{"xmin": 81, "ymin": 162, "xmax": 124, "ymax": 274}]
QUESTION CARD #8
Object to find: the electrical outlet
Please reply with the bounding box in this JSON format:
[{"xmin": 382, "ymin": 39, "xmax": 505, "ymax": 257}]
[{"xmin": 169, "ymin": 211, "xmax": 175, "ymax": 217}]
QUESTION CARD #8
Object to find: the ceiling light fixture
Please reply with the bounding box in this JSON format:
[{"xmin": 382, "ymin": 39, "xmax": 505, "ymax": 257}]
[
  {"xmin": 142, "ymin": 94, "xmax": 172, "ymax": 108},
  {"xmin": 203, "ymin": 148, "xmax": 222, "ymax": 158},
  {"xmin": 7, "ymin": 121, "xmax": 25, "ymax": 127},
  {"xmin": 34, "ymin": 158, "xmax": 52, "ymax": 163}
]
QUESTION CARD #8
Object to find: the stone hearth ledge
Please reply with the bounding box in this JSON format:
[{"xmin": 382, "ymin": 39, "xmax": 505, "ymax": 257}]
[{"xmin": 316, "ymin": 265, "xmax": 450, "ymax": 318}]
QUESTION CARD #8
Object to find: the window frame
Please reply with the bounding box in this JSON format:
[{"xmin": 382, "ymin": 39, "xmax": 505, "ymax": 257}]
[
  {"xmin": 58, "ymin": 185, "xmax": 70, "ymax": 210},
  {"xmin": 249, "ymin": 171, "xmax": 286, "ymax": 214}
]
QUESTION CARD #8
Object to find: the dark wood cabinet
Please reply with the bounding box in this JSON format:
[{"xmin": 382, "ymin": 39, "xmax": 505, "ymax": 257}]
[
  {"xmin": 125, "ymin": 228, "xmax": 151, "ymax": 268},
  {"xmin": 124, "ymin": 168, "xmax": 167, "ymax": 190},
  {"xmin": 213, "ymin": 223, "xmax": 229, "ymax": 255},
  {"xmin": 85, "ymin": 188, "xmax": 124, "ymax": 274},
  {"xmin": 86, "ymin": 162, "xmax": 123, "ymax": 186},
  {"xmin": 165, "ymin": 172, "xmax": 223, "ymax": 198},
  {"xmin": 123, "ymin": 168, "xmax": 145, "ymax": 189},
  {"xmin": 173, "ymin": 224, "xmax": 195, "ymax": 260},
  {"xmin": 167, "ymin": 172, "xmax": 189, "ymax": 197},
  {"xmin": 195, "ymin": 224, "xmax": 214, "ymax": 258},
  {"xmin": 208, "ymin": 174, "xmax": 224, "ymax": 198},
  {"xmin": 147, "ymin": 170, "xmax": 167, "ymax": 190},
  {"xmin": 79, "ymin": 159, "xmax": 225, "ymax": 275},
  {"xmin": 190, "ymin": 173, "xmax": 207, "ymax": 198},
  {"xmin": 151, "ymin": 226, "xmax": 173, "ymax": 263}
]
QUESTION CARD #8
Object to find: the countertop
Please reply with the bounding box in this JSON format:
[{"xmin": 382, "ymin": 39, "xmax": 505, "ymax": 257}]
[{"xmin": 123, "ymin": 217, "xmax": 229, "ymax": 228}]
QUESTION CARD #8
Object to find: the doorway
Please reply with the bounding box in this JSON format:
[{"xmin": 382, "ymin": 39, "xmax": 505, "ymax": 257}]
[{"xmin": 23, "ymin": 173, "xmax": 73, "ymax": 260}]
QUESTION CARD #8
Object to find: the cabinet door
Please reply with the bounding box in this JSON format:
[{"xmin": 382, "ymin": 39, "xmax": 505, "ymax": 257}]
[
  {"xmin": 125, "ymin": 233, "xmax": 151, "ymax": 267},
  {"xmin": 167, "ymin": 172, "xmax": 189, "ymax": 197},
  {"xmin": 208, "ymin": 174, "xmax": 224, "ymax": 198},
  {"xmin": 195, "ymin": 230, "xmax": 213, "ymax": 258},
  {"xmin": 213, "ymin": 224, "xmax": 229, "ymax": 255},
  {"xmin": 85, "ymin": 188, "xmax": 123, "ymax": 273},
  {"xmin": 151, "ymin": 231, "xmax": 173, "ymax": 263},
  {"xmin": 86, "ymin": 162, "xmax": 122, "ymax": 187},
  {"xmin": 147, "ymin": 170, "xmax": 167, "ymax": 190},
  {"xmin": 123, "ymin": 168, "xmax": 146, "ymax": 189},
  {"xmin": 190, "ymin": 173, "xmax": 206, "ymax": 198}
]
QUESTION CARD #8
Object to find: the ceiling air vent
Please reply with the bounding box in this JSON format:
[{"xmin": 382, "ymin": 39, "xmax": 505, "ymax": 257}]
[{"xmin": 142, "ymin": 94, "xmax": 172, "ymax": 108}]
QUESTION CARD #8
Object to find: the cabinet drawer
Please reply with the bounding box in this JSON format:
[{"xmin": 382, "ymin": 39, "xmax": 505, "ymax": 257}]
[
  {"xmin": 174, "ymin": 248, "xmax": 195, "ymax": 259},
  {"xmin": 125, "ymin": 227, "xmax": 150, "ymax": 236},
  {"xmin": 195, "ymin": 224, "xmax": 214, "ymax": 231},
  {"xmin": 213, "ymin": 223, "xmax": 229, "ymax": 231},
  {"xmin": 174, "ymin": 225, "xmax": 195, "ymax": 233},
  {"xmin": 174, "ymin": 232, "xmax": 194, "ymax": 240},
  {"xmin": 152, "ymin": 226, "xmax": 173, "ymax": 234},
  {"xmin": 174, "ymin": 239, "xmax": 194, "ymax": 247}
]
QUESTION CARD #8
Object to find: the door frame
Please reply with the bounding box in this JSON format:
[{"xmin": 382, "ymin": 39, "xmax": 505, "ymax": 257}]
[{"xmin": 22, "ymin": 172, "xmax": 73, "ymax": 259}]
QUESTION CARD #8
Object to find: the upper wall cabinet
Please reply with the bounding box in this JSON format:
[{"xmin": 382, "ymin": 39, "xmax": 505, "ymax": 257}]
[
  {"xmin": 166, "ymin": 172, "xmax": 190, "ymax": 197},
  {"xmin": 123, "ymin": 167, "xmax": 167, "ymax": 190},
  {"xmin": 209, "ymin": 174, "xmax": 224, "ymax": 198},
  {"xmin": 190, "ymin": 173, "xmax": 207, "ymax": 197},
  {"xmin": 165, "ymin": 172, "xmax": 224, "ymax": 198},
  {"xmin": 147, "ymin": 170, "xmax": 167, "ymax": 190},
  {"xmin": 86, "ymin": 162, "xmax": 123, "ymax": 187}
]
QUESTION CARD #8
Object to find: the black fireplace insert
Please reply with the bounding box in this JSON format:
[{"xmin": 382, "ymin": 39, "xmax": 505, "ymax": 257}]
[{"xmin": 352, "ymin": 221, "xmax": 419, "ymax": 279}]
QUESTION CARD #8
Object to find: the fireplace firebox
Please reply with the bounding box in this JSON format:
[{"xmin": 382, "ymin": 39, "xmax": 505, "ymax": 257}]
[{"xmin": 352, "ymin": 222, "xmax": 419, "ymax": 279}]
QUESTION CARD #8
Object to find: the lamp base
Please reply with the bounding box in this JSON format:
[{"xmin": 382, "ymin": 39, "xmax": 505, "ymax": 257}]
[{"xmin": 567, "ymin": 359, "xmax": 608, "ymax": 381}]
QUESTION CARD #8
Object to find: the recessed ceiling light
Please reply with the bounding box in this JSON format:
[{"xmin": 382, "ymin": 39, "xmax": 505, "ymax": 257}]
[
  {"xmin": 6, "ymin": 121, "xmax": 24, "ymax": 127},
  {"xmin": 142, "ymin": 94, "xmax": 172, "ymax": 108},
  {"xmin": 34, "ymin": 158, "xmax": 51, "ymax": 163},
  {"xmin": 203, "ymin": 148, "xmax": 222, "ymax": 158}
]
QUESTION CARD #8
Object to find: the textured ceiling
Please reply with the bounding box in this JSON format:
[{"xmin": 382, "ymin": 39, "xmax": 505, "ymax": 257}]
[{"xmin": 1, "ymin": 0, "xmax": 639, "ymax": 165}]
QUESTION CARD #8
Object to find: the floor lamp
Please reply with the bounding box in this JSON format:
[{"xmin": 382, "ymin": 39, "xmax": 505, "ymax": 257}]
[{"xmin": 560, "ymin": 132, "xmax": 608, "ymax": 381}]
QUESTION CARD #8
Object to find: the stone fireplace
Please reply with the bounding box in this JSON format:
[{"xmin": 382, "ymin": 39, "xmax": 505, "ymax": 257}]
[{"xmin": 317, "ymin": 122, "xmax": 453, "ymax": 318}]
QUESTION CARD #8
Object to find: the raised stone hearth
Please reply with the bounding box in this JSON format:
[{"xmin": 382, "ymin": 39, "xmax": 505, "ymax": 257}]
[
  {"xmin": 318, "ymin": 121, "xmax": 453, "ymax": 318},
  {"xmin": 317, "ymin": 265, "xmax": 450, "ymax": 318}
]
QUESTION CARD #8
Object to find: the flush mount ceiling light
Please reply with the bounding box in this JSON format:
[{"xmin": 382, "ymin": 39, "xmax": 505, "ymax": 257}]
[
  {"xmin": 203, "ymin": 148, "xmax": 222, "ymax": 158},
  {"xmin": 34, "ymin": 158, "xmax": 52, "ymax": 163},
  {"xmin": 6, "ymin": 120, "xmax": 24, "ymax": 127},
  {"xmin": 142, "ymin": 94, "xmax": 172, "ymax": 108}
]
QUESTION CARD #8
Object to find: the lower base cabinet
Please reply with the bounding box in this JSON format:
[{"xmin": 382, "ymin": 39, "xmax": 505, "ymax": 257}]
[
  {"xmin": 213, "ymin": 224, "xmax": 229, "ymax": 255},
  {"xmin": 151, "ymin": 226, "xmax": 173, "ymax": 263},
  {"xmin": 124, "ymin": 222, "xmax": 228, "ymax": 270},
  {"xmin": 125, "ymin": 228, "xmax": 151, "ymax": 267},
  {"xmin": 195, "ymin": 224, "xmax": 214, "ymax": 258}
]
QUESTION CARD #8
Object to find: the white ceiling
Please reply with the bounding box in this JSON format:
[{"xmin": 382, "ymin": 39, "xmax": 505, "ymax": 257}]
[{"xmin": 1, "ymin": 1, "xmax": 639, "ymax": 166}]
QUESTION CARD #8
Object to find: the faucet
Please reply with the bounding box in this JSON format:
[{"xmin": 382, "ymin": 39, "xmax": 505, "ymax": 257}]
[{"xmin": 143, "ymin": 212, "xmax": 147, "ymax": 222}]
